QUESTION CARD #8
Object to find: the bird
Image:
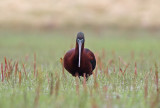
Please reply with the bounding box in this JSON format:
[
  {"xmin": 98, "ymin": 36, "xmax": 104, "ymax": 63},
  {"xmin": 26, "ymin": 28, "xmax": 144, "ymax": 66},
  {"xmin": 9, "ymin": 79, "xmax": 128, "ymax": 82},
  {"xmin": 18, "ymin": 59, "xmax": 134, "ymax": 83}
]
[{"xmin": 63, "ymin": 32, "xmax": 96, "ymax": 79}]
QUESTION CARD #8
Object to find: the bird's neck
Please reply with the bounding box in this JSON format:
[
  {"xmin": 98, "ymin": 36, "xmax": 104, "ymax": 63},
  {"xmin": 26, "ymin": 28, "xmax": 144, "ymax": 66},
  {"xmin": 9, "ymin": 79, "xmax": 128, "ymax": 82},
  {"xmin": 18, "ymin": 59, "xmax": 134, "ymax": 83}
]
[{"xmin": 74, "ymin": 43, "xmax": 84, "ymax": 59}]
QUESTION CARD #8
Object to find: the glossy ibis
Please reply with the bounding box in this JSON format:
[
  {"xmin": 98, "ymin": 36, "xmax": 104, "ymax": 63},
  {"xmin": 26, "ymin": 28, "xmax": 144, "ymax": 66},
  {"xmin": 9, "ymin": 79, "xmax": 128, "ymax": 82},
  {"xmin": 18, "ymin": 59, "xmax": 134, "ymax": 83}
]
[{"xmin": 63, "ymin": 32, "xmax": 96, "ymax": 79}]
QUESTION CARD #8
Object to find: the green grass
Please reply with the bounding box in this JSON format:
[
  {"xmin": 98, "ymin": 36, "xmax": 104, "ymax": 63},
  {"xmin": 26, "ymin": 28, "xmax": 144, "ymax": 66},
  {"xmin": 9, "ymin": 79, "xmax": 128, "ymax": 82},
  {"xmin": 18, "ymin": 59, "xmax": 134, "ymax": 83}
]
[{"xmin": 0, "ymin": 29, "xmax": 160, "ymax": 108}]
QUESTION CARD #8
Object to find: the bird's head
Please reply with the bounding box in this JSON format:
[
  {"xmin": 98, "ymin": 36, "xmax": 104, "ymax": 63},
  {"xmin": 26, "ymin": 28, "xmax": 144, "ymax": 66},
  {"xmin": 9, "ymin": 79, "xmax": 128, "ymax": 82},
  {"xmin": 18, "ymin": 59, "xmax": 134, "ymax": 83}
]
[
  {"xmin": 76, "ymin": 32, "xmax": 85, "ymax": 44},
  {"xmin": 76, "ymin": 32, "xmax": 85, "ymax": 67}
]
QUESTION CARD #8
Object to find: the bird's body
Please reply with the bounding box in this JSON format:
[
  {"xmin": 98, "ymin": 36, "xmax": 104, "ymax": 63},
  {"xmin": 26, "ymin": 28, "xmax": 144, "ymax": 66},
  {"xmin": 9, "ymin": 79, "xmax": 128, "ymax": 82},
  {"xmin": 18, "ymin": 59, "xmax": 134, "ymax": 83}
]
[{"xmin": 63, "ymin": 32, "xmax": 96, "ymax": 79}]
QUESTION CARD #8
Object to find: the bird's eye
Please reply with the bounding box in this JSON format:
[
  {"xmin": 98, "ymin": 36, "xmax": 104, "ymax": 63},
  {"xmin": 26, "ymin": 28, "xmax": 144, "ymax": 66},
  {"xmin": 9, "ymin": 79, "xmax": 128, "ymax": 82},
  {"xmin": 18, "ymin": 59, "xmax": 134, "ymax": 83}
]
[
  {"xmin": 77, "ymin": 39, "xmax": 84, "ymax": 43},
  {"xmin": 77, "ymin": 39, "xmax": 79, "ymax": 42},
  {"xmin": 81, "ymin": 39, "xmax": 84, "ymax": 42}
]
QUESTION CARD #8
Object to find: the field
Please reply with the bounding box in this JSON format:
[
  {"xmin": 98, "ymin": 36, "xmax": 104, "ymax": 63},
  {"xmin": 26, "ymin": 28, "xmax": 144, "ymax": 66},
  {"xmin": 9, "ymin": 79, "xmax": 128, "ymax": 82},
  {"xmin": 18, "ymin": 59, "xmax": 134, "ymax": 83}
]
[{"xmin": 0, "ymin": 29, "xmax": 160, "ymax": 108}]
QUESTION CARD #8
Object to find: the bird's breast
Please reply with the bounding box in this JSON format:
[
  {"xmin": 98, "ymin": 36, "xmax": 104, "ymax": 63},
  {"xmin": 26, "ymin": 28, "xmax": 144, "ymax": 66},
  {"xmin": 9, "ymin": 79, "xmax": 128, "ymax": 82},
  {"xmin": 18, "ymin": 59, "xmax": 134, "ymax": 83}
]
[{"xmin": 64, "ymin": 49, "xmax": 93, "ymax": 76}]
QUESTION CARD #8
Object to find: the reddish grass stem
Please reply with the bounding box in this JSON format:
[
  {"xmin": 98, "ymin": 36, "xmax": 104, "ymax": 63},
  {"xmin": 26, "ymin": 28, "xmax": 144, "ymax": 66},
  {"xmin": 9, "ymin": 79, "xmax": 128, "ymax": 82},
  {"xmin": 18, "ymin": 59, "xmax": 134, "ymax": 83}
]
[
  {"xmin": 4, "ymin": 57, "xmax": 8, "ymax": 78},
  {"xmin": 93, "ymin": 72, "xmax": 98, "ymax": 90},
  {"xmin": 1, "ymin": 63, "xmax": 4, "ymax": 82},
  {"xmin": 144, "ymin": 74, "xmax": 148, "ymax": 99},
  {"xmin": 19, "ymin": 71, "xmax": 21, "ymax": 85},
  {"xmin": 123, "ymin": 63, "xmax": 129, "ymax": 74},
  {"xmin": 155, "ymin": 63, "xmax": 159, "ymax": 92},
  {"xmin": 23, "ymin": 63, "xmax": 27, "ymax": 79},
  {"xmin": 34, "ymin": 53, "xmax": 36, "ymax": 77},
  {"xmin": 8, "ymin": 59, "xmax": 14, "ymax": 77},
  {"xmin": 15, "ymin": 61, "xmax": 18, "ymax": 77},
  {"xmin": 119, "ymin": 56, "xmax": 121, "ymax": 74},
  {"xmin": 104, "ymin": 65, "xmax": 109, "ymax": 77},
  {"xmin": 60, "ymin": 58, "xmax": 65, "ymax": 77},
  {"xmin": 55, "ymin": 77, "xmax": 60, "ymax": 97}
]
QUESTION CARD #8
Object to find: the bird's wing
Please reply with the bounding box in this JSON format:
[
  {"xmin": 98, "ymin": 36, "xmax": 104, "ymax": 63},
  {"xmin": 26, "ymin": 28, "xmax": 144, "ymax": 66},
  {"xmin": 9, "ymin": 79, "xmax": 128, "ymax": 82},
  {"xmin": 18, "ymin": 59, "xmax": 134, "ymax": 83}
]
[{"xmin": 84, "ymin": 48, "xmax": 96, "ymax": 70}]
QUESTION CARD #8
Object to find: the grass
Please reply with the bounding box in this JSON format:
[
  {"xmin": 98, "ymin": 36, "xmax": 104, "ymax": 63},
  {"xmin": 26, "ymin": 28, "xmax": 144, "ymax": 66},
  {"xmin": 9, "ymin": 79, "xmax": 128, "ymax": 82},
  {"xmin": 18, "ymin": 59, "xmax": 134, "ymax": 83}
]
[{"xmin": 0, "ymin": 29, "xmax": 160, "ymax": 108}]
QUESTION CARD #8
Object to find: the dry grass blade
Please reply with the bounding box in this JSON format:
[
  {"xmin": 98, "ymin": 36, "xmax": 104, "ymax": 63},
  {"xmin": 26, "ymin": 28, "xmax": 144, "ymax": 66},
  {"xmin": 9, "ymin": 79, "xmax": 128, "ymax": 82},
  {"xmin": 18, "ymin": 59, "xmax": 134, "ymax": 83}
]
[
  {"xmin": 113, "ymin": 64, "xmax": 115, "ymax": 73},
  {"xmin": 46, "ymin": 73, "xmax": 50, "ymax": 86},
  {"xmin": 104, "ymin": 65, "xmax": 109, "ymax": 77},
  {"xmin": 91, "ymin": 99, "xmax": 98, "ymax": 108},
  {"xmin": 119, "ymin": 56, "xmax": 121, "ymax": 74},
  {"xmin": 150, "ymin": 67, "xmax": 153, "ymax": 75},
  {"xmin": 102, "ymin": 48, "xmax": 106, "ymax": 59},
  {"xmin": 1, "ymin": 63, "xmax": 4, "ymax": 82},
  {"xmin": 155, "ymin": 63, "xmax": 159, "ymax": 92},
  {"xmin": 83, "ymin": 73, "xmax": 87, "ymax": 91},
  {"xmin": 75, "ymin": 76, "xmax": 79, "ymax": 95},
  {"xmin": 108, "ymin": 59, "xmax": 114, "ymax": 66},
  {"xmin": 15, "ymin": 61, "xmax": 18, "ymax": 77},
  {"xmin": 34, "ymin": 53, "xmax": 36, "ymax": 77},
  {"xmin": 150, "ymin": 92, "xmax": 159, "ymax": 108},
  {"xmin": 93, "ymin": 72, "xmax": 98, "ymax": 90},
  {"xmin": 7, "ymin": 59, "xmax": 15, "ymax": 78},
  {"xmin": 19, "ymin": 71, "xmax": 21, "ymax": 85},
  {"xmin": 95, "ymin": 66, "xmax": 98, "ymax": 78},
  {"xmin": 144, "ymin": 74, "xmax": 148, "ymax": 99},
  {"xmin": 135, "ymin": 62, "xmax": 137, "ymax": 77},
  {"xmin": 103, "ymin": 86, "xmax": 108, "ymax": 95},
  {"xmin": 4, "ymin": 57, "xmax": 8, "ymax": 70},
  {"xmin": 50, "ymin": 73, "xmax": 53, "ymax": 96},
  {"xmin": 23, "ymin": 63, "xmax": 27, "ymax": 79},
  {"xmin": 4, "ymin": 57, "xmax": 8, "ymax": 78},
  {"xmin": 8, "ymin": 59, "xmax": 15, "ymax": 75},
  {"xmin": 123, "ymin": 63, "xmax": 130, "ymax": 74},
  {"xmin": 119, "ymin": 68, "xmax": 123, "ymax": 76},
  {"xmin": 60, "ymin": 57, "xmax": 65, "ymax": 77},
  {"xmin": 34, "ymin": 85, "xmax": 40, "ymax": 108},
  {"xmin": 8, "ymin": 59, "xmax": 11, "ymax": 78},
  {"xmin": 96, "ymin": 53, "xmax": 103, "ymax": 72},
  {"xmin": 55, "ymin": 75, "xmax": 60, "ymax": 97}
]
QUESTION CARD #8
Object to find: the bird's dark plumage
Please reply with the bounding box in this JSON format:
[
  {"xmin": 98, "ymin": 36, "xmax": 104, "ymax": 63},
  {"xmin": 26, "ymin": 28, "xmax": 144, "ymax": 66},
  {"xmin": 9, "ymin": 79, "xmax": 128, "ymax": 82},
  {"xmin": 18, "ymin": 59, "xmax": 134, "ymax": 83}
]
[{"xmin": 63, "ymin": 32, "xmax": 96, "ymax": 79}]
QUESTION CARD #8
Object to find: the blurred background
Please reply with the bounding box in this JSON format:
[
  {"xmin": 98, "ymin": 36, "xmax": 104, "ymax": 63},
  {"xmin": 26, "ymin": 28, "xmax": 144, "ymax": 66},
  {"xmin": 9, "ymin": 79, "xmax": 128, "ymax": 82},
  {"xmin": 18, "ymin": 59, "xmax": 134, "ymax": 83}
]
[
  {"xmin": 0, "ymin": 0, "xmax": 160, "ymax": 60},
  {"xmin": 0, "ymin": 0, "xmax": 160, "ymax": 30}
]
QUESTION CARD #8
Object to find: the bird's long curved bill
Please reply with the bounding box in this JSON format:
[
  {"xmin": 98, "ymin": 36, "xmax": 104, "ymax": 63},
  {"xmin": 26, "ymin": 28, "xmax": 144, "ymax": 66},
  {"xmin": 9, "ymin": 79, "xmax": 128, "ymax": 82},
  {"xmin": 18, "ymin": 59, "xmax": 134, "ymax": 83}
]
[{"xmin": 78, "ymin": 40, "xmax": 82, "ymax": 67}]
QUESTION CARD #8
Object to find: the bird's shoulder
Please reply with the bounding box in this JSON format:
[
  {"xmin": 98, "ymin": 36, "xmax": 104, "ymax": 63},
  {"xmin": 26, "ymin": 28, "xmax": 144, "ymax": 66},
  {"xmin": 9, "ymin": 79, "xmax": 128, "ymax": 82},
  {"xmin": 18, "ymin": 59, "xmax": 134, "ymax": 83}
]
[
  {"xmin": 64, "ymin": 48, "xmax": 75, "ymax": 59},
  {"xmin": 65, "ymin": 48, "xmax": 75, "ymax": 55},
  {"xmin": 84, "ymin": 48, "xmax": 95, "ymax": 60}
]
